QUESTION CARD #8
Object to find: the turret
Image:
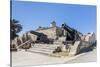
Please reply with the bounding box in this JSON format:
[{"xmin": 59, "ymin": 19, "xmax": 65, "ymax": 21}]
[{"xmin": 50, "ymin": 21, "xmax": 56, "ymax": 27}]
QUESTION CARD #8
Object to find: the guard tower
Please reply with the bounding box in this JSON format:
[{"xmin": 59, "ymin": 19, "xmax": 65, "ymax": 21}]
[{"xmin": 50, "ymin": 21, "xmax": 56, "ymax": 27}]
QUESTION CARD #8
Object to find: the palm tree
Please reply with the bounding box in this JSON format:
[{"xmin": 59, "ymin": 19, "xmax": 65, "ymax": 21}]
[{"xmin": 10, "ymin": 19, "xmax": 22, "ymax": 40}]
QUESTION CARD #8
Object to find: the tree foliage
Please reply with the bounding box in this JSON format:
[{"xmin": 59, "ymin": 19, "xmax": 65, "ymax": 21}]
[{"xmin": 10, "ymin": 19, "xmax": 22, "ymax": 40}]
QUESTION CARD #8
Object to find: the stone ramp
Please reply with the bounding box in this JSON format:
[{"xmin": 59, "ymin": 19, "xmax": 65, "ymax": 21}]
[{"xmin": 69, "ymin": 41, "xmax": 81, "ymax": 56}]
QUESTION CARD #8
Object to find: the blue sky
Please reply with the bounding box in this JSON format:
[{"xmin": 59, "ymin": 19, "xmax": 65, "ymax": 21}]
[{"xmin": 11, "ymin": 1, "xmax": 96, "ymax": 35}]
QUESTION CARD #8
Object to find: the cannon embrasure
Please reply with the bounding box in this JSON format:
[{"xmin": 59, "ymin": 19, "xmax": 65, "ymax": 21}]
[{"xmin": 29, "ymin": 30, "xmax": 51, "ymax": 43}]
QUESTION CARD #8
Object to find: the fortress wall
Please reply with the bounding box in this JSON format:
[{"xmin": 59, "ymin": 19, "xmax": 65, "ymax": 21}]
[
  {"xmin": 36, "ymin": 27, "xmax": 63, "ymax": 40},
  {"xmin": 36, "ymin": 27, "xmax": 57, "ymax": 39},
  {"xmin": 56, "ymin": 27, "xmax": 63, "ymax": 37}
]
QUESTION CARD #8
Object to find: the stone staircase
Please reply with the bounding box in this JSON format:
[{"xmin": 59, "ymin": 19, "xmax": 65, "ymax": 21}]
[{"xmin": 27, "ymin": 44, "xmax": 60, "ymax": 55}]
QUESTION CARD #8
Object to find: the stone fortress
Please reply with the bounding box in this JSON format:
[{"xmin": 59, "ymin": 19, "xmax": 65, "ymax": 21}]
[{"xmin": 11, "ymin": 21, "xmax": 96, "ymax": 56}]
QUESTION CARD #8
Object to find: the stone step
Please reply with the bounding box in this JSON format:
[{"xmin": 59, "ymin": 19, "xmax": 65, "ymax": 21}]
[
  {"xmin": 28, "ymin": 48, "xmax": 53, "ymax": 55},
  {"xmin": 29, "ymin": 47, "xmax": 53, "ymax": 52},
  {"xmin": 53, "ymin": 41, "xmax": 62, "ymax": 44},
  {"xmin": 30, "ymin": 46, "xmax": 56, "ymax": 50},
  {"xmin": 58, "ymin": 37, "xmax": 66, "ymax": 41},
  {"xmin": 33, "ymin": 44, "xmax": 59, "ymax": 49}
]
